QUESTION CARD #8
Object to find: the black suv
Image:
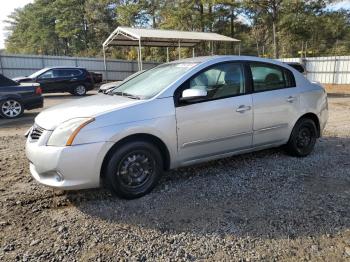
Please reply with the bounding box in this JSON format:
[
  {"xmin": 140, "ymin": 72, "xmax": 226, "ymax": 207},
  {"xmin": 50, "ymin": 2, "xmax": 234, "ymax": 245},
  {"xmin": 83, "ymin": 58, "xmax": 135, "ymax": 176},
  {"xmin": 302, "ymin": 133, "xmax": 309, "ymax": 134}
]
[
  {"xmin": 286, "ymin": 62, "xmax": 305, "ymax": 74},
  {"xmin": 13, "ymin": 67, "xmax": 94, "ymax": 96}
]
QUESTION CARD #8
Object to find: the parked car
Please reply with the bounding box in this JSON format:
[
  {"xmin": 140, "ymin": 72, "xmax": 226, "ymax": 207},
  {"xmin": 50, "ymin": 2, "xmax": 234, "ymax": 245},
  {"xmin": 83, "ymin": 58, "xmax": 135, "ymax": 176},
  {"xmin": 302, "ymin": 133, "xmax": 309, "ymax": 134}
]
[
  {"xmin": 26, "ymin": 56, "xmax": 328, "ymax": 199},
  {"xmin": 98, "ymin": 70, "xmax": 145, "ymax": 93},
  {"xmin": 90, "ymin": 72, "xmax": 103, "ymax": 83},
  {"xmin": 0, "ymin": 74, "xmax": 43, "ymax": 119},
  {"xmin": 286, "ymin": 62, "xmax": 305, "ymax": 74},
  {"xmin": 98, "ymin": 80, "xmax": 123, "ymax": 94},
  {"xmin": 13, "ymin": 67, "xmax": 94, "ymax": 96}
]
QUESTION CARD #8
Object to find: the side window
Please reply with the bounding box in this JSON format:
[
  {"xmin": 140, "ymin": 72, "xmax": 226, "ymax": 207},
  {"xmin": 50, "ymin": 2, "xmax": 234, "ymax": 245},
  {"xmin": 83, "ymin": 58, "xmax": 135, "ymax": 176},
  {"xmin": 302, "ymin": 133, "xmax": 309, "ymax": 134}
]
[
  {"xmin": 284, "ymin": 69, "xmax": 296, "ymax": 87},
  {"xmin": 72, "ymin": 70, "xmax": 82, "ymax": 76},
  {"xmin": 250, "ymin": 63, "xmax": 288, "ymax": 92},
  {"xmin": 54, "ymin": 69, "xmax": 82, "ymax": 78},
  {"xmin": 54, "ymin": 69, "xmax": 67, "ymax": 78},
  {"xmin": 188, "ymin": 63, "xmax": 245, "ymax": 100},
  {"xmin": 64, "ymin": 69, "xmax": 82, "ymax": 77}
]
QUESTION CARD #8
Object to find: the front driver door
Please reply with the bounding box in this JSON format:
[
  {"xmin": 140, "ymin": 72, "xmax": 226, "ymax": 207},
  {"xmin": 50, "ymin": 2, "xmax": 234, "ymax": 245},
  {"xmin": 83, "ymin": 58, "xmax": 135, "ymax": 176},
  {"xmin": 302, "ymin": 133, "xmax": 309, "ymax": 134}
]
[
  {"xmin": 36, "ymin": 69, "xmax": 57, "ymax": 92},
  {"xmin": 175, "ymin": 62, "xmax": 253, "ymax": 164}
]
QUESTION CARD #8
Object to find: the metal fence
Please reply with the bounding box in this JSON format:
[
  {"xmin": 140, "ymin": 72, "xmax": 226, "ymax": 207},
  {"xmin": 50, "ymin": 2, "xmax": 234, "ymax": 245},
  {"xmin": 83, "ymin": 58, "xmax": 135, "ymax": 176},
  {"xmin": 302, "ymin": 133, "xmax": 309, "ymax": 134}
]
[
  {"xmin": 279, "ymin": 56, "xmax": 350, "ymax": 85},
  {"xmin": 0, "ymin": 53, "xmax": 159, "ymax": 81},
  {"xmin": 1, "ymin": 53, "xmax": 349, "ymax": 84}
]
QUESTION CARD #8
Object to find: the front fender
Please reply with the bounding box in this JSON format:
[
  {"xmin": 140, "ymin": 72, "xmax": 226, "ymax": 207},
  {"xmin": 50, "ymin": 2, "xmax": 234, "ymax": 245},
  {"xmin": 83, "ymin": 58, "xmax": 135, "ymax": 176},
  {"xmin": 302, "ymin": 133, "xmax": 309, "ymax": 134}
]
[{"xmin": 73, "ymin": 115, "xmax": 178, "ymax": 168}]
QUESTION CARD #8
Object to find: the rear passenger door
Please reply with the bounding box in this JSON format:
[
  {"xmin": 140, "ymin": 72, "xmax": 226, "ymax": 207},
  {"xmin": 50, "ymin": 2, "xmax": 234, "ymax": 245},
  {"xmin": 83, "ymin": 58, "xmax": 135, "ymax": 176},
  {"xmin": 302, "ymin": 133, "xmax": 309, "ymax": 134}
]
[
  {"xmin": 54, "ymin": 69, "xmax": 82, "ymax": 91},
  {"xmin": 250, "ymin": 62, "xmax": 300, "ymax": 146},
  {"xmin": 64, "ymin": 69, "xmax": 83, "ymax": 85},
  {"xmin": 51, "ymin": 69, "xmax": 69, "ymax": 91}
]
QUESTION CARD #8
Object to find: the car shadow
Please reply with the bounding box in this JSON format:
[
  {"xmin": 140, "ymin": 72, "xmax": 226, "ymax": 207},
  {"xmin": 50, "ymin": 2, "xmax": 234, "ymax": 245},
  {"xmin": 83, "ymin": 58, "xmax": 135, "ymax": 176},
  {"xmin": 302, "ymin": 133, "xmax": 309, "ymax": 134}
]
[
  {"xmin": 68, "ymin": 136, "xmax": 350, "ymax": 239},
  {"xmin": 327, "ymin": 93, "xmax": 350, "ymax": 98}
]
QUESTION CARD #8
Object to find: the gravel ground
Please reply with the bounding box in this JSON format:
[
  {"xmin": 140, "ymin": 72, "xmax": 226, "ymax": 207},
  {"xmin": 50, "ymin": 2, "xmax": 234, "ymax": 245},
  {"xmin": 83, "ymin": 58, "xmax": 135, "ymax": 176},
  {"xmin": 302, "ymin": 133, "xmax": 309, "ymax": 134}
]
[{"xmin": 0, "ymin": 95, "xmax": 350, "ymax": 261}]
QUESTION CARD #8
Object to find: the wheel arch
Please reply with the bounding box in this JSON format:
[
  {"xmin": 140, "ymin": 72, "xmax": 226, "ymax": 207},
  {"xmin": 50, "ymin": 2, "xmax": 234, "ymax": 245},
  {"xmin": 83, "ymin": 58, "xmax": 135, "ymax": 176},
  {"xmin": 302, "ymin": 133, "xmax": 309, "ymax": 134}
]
[
  {"xmin": 294, "ymin": 112, "xmax": 321, "ymax": 137},
  {"xmin": 100, "ymin": 133, "xmax": 171, "ymax": 180},
  {"xmin": 72, "ymin": 83, "xmax": 87, "ymax": 93},
  {"xmin": 0, "ymin": 94, "xmax": 23, "ymax": 102}
]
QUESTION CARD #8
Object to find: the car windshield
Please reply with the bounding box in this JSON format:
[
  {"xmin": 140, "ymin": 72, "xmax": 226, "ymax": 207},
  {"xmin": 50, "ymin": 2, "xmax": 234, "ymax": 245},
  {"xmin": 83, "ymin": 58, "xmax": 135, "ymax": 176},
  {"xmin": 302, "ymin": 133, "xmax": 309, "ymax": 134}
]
[
  {"xmin": 111, "ymin": 63, "xmax": 197, "ymax": 99},
  {"xmin": 28, "ymin": 68, "xmax": 50, "ymax": 78}
]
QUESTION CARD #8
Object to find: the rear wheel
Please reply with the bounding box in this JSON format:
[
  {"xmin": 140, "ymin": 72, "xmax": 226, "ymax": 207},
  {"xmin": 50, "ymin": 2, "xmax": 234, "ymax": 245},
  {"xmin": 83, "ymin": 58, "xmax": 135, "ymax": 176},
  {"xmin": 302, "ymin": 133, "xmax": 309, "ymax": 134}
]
[
  {"xmin": 105, "ymin": 141, "xmax": 163, "ymax": 199},
  {"xmin": 72, "ymin": 85, "xmax": 87, "ymax": 96},
  {"xmin": 286, "ymin": 118, "xmax": 317, "ymax": 157},
  {"xmin": 0, "ymin": 99, "xmax": 24, "ymax": 119}
]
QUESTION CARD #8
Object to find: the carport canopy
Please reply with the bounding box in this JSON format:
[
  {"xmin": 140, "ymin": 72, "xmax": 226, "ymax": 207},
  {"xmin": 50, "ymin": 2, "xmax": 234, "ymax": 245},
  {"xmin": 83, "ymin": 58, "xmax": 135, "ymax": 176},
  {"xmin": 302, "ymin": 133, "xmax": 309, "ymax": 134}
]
[{"xmin": 102, "ymin": 26, "xmax": 240, "ymax": 71}]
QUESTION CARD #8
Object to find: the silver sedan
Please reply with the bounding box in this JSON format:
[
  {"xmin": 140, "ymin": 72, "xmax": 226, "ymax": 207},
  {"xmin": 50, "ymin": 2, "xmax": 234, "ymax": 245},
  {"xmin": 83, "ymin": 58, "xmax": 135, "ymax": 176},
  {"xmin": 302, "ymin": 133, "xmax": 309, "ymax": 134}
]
[{"xmin": 26, "ymin": 56, "xmax": 328, "ymax": 199}]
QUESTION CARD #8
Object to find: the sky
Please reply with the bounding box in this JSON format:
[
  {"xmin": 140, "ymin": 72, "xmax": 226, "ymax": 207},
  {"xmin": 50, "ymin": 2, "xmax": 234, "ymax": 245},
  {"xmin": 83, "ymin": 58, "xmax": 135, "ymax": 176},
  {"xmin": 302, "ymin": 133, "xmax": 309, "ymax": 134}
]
[
  {"xmin": 330, "ymin": 0, "xmax": 350, "ymax": 10},
  {"xmin": 0, "ymin": 0, "xmax": 33, "ymax": 49},
  {"xmin": 0, "ymin": 0, "xmax": 350, "ymax": 49}
]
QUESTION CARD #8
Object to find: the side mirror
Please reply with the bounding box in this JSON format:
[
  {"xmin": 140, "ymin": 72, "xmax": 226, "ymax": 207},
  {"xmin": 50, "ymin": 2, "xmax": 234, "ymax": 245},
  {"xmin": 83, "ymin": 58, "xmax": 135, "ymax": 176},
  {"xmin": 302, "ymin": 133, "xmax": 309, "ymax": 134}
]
[{"xmin": 180, "ymin": 89, "xmax": 207, "ymax": 102}]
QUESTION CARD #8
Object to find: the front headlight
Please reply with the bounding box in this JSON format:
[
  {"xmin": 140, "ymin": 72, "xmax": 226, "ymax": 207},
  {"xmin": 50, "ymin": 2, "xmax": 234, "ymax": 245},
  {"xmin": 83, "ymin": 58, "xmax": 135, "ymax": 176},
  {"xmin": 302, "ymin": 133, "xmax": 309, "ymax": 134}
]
[{"xmin": 47, "ymin": 118, "xmax": 94, "ymax": 146}]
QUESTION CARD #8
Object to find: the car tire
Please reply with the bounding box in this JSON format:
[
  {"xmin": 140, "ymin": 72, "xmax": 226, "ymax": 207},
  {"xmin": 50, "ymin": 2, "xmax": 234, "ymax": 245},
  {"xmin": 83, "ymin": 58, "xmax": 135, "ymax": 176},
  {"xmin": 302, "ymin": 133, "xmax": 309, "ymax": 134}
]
[
  {"xmin": 286, "ymin": 118, "xmax": 317, "ymax": 157},
  {"xmin": 105, "ymin": 141, "xmax": 163, "ymax": 199},
  {"xmin": 0, "ymin": 99, "xmax": 24, "ymax": 119},
  {"xmin": 72, "ymin": 85, "xmax": 87, "ymax": 96}
]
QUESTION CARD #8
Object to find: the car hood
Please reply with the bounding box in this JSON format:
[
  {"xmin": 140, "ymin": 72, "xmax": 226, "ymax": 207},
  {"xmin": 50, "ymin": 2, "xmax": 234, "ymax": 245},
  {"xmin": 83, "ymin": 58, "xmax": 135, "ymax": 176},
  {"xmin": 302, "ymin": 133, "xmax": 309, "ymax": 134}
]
[
  {"xmin": 35, "ymin": 94, "xmax": 143, "ymax": 130},
  {"xmin": 99, "ymin": 81, "xmax": 122, "ymax": 90}
]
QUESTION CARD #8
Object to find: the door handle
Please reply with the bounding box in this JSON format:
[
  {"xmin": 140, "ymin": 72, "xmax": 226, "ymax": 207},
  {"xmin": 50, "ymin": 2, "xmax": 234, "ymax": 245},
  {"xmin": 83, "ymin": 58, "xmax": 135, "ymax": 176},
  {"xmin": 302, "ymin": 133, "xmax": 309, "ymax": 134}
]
[
  {"xmin": 286, "ymin": 96, "xmax": 296, "ymax": 103},
  {"xmin": 236, "ymin": 105, "xmax": 251, "ymax": 113},
  {"xmin": 70, "ymin": 78, "xmax": 78, "ymax": 81}
]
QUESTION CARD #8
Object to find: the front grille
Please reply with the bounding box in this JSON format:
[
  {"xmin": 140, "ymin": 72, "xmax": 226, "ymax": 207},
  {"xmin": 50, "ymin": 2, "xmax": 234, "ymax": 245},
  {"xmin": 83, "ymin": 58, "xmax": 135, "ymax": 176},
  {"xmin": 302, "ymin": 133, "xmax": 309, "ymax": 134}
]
[{"xmin": 30, "ymin": 125, "xmax": 44, "ymax": 140}]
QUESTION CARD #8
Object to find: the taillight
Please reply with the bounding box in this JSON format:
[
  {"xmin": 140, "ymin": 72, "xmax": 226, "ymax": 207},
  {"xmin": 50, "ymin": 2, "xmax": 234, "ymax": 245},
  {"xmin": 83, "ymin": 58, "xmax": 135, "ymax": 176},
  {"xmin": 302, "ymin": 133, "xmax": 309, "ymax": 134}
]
[
  {"xmin": 35, "ymin": 87, "xmax": 42, "ymax": 95},
  {"xmin": 87, "ymin": 72, "xmax": 94, "ymax": 83}
]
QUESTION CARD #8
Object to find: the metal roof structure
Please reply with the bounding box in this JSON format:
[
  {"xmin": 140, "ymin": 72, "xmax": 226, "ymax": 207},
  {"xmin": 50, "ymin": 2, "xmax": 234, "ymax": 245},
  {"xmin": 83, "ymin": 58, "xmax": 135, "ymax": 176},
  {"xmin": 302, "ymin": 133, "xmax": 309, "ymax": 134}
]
[
  {"xmin": 103, "ymin": 26, "xmax": 240, "ymax": 48},
  {"xmin": 102, "ymin": 26, "xmax": 241, "ymax": 71}
]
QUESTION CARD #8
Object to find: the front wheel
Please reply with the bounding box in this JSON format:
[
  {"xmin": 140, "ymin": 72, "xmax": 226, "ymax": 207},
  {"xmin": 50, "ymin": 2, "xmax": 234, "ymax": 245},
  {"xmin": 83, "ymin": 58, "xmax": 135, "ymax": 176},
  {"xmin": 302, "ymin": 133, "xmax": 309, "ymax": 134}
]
[
  {"xmin": 72, "ymin": 85, "xmax": 87, "ymax": 96},
  {"xmin": 0, "ymin": 99, "xmax": 24, "ymax": 119},
  {"xmin": 105, "ymin": 141, "xmax": 163, "ymax": 199},
  {"xmin": 285, "ymin": 118, "xmax": 317, "ymax": 157}
]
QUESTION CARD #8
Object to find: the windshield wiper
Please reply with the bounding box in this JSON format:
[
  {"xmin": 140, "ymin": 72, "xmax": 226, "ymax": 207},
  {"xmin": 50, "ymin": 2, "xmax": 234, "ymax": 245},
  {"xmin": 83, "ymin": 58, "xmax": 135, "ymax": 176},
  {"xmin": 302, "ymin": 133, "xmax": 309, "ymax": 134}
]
[{"xmin": 112, "ymin": 91, "xmax": 141, "ymax": 100}]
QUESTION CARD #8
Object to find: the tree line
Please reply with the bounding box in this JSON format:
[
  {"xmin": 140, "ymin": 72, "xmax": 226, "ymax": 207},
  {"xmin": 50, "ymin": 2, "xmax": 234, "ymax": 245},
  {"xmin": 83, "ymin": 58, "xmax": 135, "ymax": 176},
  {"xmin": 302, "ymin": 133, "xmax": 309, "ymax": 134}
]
[{"xmin": 4, "ymin": 0, "xmax": 350, "ymax": 61}]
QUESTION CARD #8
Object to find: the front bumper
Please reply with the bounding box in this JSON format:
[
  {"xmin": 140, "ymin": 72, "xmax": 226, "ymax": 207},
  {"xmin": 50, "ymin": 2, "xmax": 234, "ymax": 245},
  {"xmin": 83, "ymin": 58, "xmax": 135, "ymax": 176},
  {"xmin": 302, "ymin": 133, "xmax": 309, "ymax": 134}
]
[{"xmin": 25, "ymin": 129, "xmax": 113, "ymax": 190}]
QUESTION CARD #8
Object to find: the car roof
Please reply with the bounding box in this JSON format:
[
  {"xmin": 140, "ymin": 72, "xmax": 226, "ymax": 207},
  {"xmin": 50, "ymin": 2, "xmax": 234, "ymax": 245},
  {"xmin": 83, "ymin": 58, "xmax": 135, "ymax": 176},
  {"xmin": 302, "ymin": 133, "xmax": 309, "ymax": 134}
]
[
  {"xmin": 170, "ymin": 55, "xmax": 290, "ymax": 68},
  {"xmin": 43, "ymin": 67, "xmax": 87, "ymax": 70}
]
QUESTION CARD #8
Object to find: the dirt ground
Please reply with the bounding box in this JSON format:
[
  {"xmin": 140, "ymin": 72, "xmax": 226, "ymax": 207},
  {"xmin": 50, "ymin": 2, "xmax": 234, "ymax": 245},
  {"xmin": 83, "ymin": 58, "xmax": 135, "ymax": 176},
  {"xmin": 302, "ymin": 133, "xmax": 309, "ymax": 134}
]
[
  {"xmin": 324, "ymin": 84, "xmax": 350, "ymax": 95},
  {"xmin": 0, "ymin": 91, "xmax": 350, "ymax": 261}
]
